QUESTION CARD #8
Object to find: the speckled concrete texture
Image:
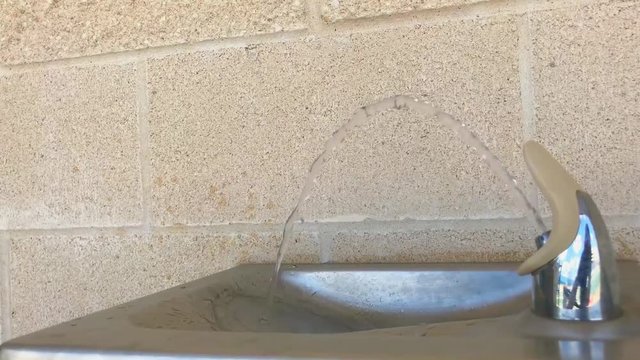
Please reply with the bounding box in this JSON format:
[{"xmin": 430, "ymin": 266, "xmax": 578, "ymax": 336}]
[
  {"xmin": 612, "ymin": 227, "xmax": 640, "ymax": 261},
  {"xmin": 8, "ymin": 230, "xmax": 318, "ymax": 337},
  {"xmin": 530, "ymin": 1, "xmax": 640, "ymax": 216},
  {"xmin": 326, "ymin": 221, "xmax": 538, "ymax": 263},
  {"xmin": 0, "ymin": 65, "xmax": 142, "ymax": 229},
  {"xmin": 148, "ymin": 17, "xmax": 527, "ymax": 226},
  {"xmin": 320, "ymin": 0, "xmax": 487, "ymax": 22},
  {"xmin": 0, "ymin": 0, "xmax": 307, "ymax": 64}
]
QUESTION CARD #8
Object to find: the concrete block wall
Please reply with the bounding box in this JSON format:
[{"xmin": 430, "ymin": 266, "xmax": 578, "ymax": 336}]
[{"xmin": 1, "ymin": 0, "xmax": 638, "ymax": 340}]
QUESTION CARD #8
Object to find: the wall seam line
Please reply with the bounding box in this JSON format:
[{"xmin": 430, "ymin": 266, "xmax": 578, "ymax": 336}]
[
  {"xmin": 2, "ymin": 30, "xmax": 310, "ymax": 73},
  {"xmin": 1, "ymin": 0, "xmax": 604, "ymax": 73},
  {"xmin": 319, "ymin": 0, "xmax": 601, "ymax": 34},
  {"xmin": 1, "ymin": 215, "xmax": 637, "ymax": 239},
  {"xmin": 136, "ymin": 60, "xmax": 152, "ymax": 232},
  {"xmin": 0, "ymin": 218, "xmax": 526, "ymax": 238}
]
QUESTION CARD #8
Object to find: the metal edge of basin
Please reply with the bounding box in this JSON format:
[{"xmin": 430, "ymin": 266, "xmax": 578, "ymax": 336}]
[{"xmin": 1, "ymin": 261, "xmax": 639, "ymax": 360}]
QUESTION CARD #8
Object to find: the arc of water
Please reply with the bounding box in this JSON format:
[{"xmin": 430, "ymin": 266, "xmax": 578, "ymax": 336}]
[{"xmin": 268, "ymin": 95, "xmax": 545, "ymax": 302}]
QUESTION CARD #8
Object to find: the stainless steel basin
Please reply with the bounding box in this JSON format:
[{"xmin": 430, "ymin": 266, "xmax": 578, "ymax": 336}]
[
  {"xmin": 2, "ymin": 261, "xmax": 639, "ymax": 359},
  {"xmin": 129, "ymin": 263, "xmax": 531, "ymax": 333}
]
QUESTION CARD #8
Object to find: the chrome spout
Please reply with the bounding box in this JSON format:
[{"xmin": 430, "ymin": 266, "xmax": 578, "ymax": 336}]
[{"xmin": 531, "ymin": 190, "xmax": 621, "ymax": 321}]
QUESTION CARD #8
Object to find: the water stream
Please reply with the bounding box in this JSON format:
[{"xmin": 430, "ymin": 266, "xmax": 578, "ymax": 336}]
[{"xmin": 268, "ymin": 95, "xmax": 546, "ymax": 303}]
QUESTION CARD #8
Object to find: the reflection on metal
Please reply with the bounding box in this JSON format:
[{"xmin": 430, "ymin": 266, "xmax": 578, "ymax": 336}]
[
  {"xmin": 280, "ymin": 269, "xmax": 531, "ymax": 321},
  {"xmin": 532, "ymin": 191, "xmax": 621, "ymax": 321},
  {"xmin": 535, "ymin": 339, "xmax": 618, "ymax": 360},
  {"xmin": 556, "ymin": 340, "xmax": 611, "ymax": 360}
]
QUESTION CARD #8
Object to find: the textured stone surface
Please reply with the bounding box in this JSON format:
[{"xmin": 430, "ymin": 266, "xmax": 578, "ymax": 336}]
[
  {"xmin": 320, "ymin": 0, "xmax": 487, "ymax": 22},
  {"xmin": 0, "ymin": 65, "xmax": 142, "ymax": 229},
  {"xmin": 0, "ymin": 0, "xmax": 306, "ymax": 64},
  {"xmin": 148, "ymin": 17, "xmax": 527, "ymax": 226},
  {"xmin": 325, "ymin": 221, "xmax": 538, "ymax": 263},
  {"xmin": 9, "ymin": 230, "xmax": 317, "ymax": 337},
  {"xmin": 531, "ymin": 2, "xmax": 640, "ymax": 216},
  {"xmin": 612, "ymin": 226, "xmax": 640, "ymax": 261}
]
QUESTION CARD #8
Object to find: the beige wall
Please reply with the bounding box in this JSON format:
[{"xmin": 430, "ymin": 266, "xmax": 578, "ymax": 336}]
[{"xmin": 1, "ymin": 0, "xmax": 638, "ymax": 340}]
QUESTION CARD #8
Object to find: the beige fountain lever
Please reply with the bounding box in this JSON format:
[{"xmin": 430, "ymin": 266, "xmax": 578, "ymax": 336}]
[{"xmin": 517, "ymin": 141, "xmax": 582, "ymax": 275}]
